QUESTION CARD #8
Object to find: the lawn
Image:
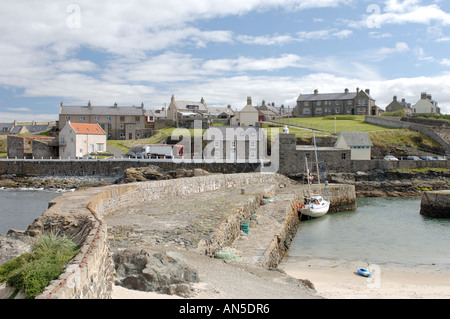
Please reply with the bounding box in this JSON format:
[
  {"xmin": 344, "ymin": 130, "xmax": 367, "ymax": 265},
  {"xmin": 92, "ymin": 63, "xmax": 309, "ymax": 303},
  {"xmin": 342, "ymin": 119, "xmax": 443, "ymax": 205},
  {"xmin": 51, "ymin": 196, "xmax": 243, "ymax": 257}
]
[
  {"xmin": 275, "ymin": 115, "xmax": 395, "ymax": 134},
  {"xmin": 107, "ymin": 126, "xmax": 205, "ymax": 153}
]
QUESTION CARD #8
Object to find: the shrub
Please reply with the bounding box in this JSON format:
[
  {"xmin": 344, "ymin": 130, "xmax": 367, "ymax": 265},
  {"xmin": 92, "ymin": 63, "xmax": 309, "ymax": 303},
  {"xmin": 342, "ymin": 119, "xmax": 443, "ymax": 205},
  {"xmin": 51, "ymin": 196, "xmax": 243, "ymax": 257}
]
[{"xmin": 0, "ymin": 232, "xmax": 79, "ymax": 299}]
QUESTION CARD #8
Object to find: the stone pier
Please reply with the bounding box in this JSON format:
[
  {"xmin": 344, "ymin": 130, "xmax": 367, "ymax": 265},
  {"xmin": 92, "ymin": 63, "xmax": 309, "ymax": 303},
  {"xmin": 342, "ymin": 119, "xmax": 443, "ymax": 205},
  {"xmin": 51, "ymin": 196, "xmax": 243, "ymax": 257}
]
[{"xmin": 420, "ymin": 190, "xmax": 450, "ymax": 218}]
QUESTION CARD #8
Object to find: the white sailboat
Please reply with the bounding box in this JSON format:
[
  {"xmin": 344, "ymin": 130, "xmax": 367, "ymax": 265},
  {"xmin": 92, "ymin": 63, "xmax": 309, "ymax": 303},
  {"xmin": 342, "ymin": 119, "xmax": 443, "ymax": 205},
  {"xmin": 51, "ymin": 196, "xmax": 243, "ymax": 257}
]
[{"xmin": 299, "ymin": 133, "xmax": 330, "ymax": 218}]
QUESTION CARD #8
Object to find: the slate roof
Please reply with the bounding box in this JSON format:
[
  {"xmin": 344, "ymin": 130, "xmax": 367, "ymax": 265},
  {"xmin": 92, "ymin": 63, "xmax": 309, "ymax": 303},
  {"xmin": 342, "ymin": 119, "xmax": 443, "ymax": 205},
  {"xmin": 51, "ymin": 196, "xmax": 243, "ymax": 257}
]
[
  {"xmin": 60, "ymin": 105, "xmax": 145, "ymax": 116},
  {"xmin": 297, "ymin": 90, "xmax": 374, "ymax": 102},
  {"xmin": 336, "ymin": 131, "xmax": 373, "ymax": 147},
  {"xmin": 173, "ymin": 101, "xmax": 208, "ymax": 112}
]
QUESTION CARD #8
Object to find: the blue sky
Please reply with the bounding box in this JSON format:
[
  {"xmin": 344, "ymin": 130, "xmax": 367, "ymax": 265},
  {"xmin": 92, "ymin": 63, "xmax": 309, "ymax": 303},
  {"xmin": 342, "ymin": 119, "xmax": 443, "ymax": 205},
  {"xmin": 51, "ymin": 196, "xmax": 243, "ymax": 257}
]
[{"xmin": 1, "ymin": 0, "xmax": 450, "ymax": 122}]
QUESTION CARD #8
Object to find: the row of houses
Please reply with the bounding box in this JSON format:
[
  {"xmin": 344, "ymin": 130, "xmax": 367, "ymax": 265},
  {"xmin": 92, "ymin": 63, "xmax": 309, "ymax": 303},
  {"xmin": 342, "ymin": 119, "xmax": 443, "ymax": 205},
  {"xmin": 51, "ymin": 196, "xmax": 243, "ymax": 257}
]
[
  {"xmin": 2, "ymin": 89, "xmax": 442, "ymax": 160},
  {"xmin": 294, "ymin": 88, "xmax": 442, "ymax": 118}
]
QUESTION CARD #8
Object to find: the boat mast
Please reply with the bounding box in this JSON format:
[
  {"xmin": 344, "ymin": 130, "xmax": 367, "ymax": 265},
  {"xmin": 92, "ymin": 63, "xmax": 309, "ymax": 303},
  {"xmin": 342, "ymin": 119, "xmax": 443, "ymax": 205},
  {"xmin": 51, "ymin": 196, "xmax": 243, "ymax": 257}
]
[
  {"xmin": 313, "ymin": 131, "xmax": 321, "ymax": 189},
  {"xmin": 305, "ymin": 156, "xmax": 311, "ymax": 198}
]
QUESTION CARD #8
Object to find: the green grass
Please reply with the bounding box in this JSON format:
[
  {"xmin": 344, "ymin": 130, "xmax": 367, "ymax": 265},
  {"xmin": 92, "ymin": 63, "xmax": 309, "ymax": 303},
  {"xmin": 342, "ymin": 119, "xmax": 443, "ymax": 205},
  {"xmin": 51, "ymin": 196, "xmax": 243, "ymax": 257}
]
[
  {"xmin": 107, "ymin": 126, "xmax": 208, "ymax": 153},
  {"xmin": 0, "ymin": 232, "xmax": 80, "ymax": 299},
  {"xmin": 368, "ymin": 129, "xmax": 441, "ymax": 150},
  {"xmin": 275, "ymin": 115, "xmax": 393, "ymax": 134}
]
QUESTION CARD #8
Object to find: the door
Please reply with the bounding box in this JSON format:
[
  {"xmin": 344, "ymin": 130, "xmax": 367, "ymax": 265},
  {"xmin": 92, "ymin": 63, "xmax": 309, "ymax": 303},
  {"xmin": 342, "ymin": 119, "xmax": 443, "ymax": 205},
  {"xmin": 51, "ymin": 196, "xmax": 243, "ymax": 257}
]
[{"xmin": 129, "ymin": 133, "xmax": 133, "ymax": 140}]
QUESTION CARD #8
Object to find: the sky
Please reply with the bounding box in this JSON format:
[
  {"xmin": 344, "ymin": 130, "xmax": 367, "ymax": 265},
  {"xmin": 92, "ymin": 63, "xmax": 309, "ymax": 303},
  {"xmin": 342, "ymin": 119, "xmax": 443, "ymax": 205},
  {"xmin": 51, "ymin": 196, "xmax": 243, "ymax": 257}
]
[{"xmin": 1, "ymin": 0, "xmax": 450, "ymax": 122}]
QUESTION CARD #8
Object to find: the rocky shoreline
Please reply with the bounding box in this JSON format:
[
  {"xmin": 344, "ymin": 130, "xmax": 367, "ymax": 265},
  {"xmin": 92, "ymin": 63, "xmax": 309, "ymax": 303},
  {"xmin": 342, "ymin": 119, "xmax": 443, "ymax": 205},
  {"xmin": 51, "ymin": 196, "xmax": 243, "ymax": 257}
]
[{"xmin": 1, "ymin": 167, "xmax": 449, "ymax": 197}]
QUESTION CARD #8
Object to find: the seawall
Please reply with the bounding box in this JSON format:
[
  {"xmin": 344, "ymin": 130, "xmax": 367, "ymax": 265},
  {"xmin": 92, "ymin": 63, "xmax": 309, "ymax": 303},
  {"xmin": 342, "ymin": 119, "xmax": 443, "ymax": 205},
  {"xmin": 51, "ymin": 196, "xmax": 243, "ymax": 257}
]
[
  {"xmin": 2, "ymin": 173, "xmax": 356, "ymax": 299},
  {"xmin": 420, "ymin": 190, "xmax": 450, "ymax": 218}
]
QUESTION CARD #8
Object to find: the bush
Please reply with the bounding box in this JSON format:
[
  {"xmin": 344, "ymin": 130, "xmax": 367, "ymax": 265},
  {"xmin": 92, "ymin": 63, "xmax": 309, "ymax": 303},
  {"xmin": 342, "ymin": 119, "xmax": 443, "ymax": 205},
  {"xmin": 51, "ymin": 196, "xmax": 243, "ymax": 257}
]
[{"xmin": 0, "ymin": 232, "xmax": 79, "ymax": 299}]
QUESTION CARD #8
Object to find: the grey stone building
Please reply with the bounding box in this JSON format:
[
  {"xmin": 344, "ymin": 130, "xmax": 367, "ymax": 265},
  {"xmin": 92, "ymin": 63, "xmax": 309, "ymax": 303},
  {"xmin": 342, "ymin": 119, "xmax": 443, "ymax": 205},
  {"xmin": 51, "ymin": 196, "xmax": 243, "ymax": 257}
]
[
  {"xmin": 59, "ymin": 102, "xmax": 151, "ymax": 140},
  {"xmin": 294, "ymin": 88, "xmax": 377, "ymax": 118}
]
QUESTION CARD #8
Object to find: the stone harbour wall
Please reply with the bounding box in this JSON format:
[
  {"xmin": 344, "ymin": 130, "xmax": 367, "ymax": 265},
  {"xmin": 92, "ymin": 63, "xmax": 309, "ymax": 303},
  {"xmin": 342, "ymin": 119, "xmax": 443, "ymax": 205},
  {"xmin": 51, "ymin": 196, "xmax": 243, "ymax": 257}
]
[
  {"xmin": 420, "ymin": 190, "xmax": 450, "ymax": 218},
  {"xmin": 29, "ymin": 173, "xmax": 294, "ymax": 299}
]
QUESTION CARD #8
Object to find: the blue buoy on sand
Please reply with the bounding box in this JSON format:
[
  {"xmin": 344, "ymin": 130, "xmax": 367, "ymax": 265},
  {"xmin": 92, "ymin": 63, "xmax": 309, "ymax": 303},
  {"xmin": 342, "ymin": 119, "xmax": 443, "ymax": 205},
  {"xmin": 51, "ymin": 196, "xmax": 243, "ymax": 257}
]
[{"xmin": 357, "ymin": 268, "xmax": 372, "ymax": 277}]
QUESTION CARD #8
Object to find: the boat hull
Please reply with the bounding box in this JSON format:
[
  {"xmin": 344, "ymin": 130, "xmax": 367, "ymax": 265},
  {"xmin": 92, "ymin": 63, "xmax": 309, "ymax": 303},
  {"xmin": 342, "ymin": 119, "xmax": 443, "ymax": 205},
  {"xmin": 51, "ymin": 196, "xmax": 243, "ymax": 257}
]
[{"xmin": 300, "ymin": 201, "xmax": 330, "ymax": 218}]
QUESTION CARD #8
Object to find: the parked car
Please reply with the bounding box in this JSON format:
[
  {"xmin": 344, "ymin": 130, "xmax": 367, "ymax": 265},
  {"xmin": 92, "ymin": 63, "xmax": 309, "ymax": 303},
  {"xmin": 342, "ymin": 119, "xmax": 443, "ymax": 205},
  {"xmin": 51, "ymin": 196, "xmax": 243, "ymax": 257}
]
[
  {"xmin": 384, "ymin": 155, "xmax": 398, "ymax": 161},
  {"xmin": 406, "ymin": 156, "xmax": 421, "ymax": 161},
  {"xmin": 81, "ymin": 154, "xmax": 96, "ymax": 159},
  {"xmin": 421, "ymin": 156, "xmax": 435, "ymax": 161},
  {"xmin": 125, "ymin": 152, "xmax": 136, "ymax": 158},
  {"xmin": 135, "ymin": 152, "xmax": 146, "ymax": 159},
  {"xmin": 434, "ymin": 156, "xmax": 446, "ymax": 161}
]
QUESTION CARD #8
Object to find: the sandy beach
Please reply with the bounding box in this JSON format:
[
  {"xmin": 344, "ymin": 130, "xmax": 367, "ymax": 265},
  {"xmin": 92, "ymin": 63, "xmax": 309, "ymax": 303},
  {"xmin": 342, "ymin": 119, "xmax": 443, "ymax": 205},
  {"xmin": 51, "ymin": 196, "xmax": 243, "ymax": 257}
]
[{"xmin": 279, "ymin": 257, "xmax": 450, "ymax": 299}]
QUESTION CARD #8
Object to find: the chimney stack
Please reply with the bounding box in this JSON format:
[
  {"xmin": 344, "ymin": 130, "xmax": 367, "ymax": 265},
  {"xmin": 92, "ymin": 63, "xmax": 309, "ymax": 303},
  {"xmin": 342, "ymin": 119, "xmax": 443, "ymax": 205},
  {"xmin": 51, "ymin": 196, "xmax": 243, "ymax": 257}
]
[
  {"xmin": 314, "ymin": 89, "xmax": 319, "ymax": 95},
  {"xmin": 247, "ymin": 96, "xmax": 252, "ymax": 105}
]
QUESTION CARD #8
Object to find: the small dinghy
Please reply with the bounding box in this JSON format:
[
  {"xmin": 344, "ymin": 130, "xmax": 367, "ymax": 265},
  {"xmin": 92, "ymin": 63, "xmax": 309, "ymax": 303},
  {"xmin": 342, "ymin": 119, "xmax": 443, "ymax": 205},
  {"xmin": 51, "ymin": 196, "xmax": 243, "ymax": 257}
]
[{"xmin": 357, "ymin": 268, "xmax": 372, "ymax": 277}]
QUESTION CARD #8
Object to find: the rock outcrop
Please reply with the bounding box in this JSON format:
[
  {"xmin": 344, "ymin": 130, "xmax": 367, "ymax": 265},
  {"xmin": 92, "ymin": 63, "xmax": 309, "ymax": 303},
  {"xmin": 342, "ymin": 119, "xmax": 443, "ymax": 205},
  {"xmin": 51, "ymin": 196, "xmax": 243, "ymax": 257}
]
[
  {"xmin": 113, "ymin": 248, "xmax": 199, "ymax": 297},
  {"xmin": 114, "ymin": 166, "xmax": 211, "ymax": 184}
]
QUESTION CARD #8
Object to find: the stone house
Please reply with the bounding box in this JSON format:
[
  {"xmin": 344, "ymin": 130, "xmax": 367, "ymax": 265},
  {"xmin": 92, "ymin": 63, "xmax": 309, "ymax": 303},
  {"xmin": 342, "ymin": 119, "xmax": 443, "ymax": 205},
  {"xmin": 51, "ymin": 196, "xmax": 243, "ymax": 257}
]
[
  {"xmin": 335, "ymin": 131, "xmax": 373, "ymax": 160},
  {"xmin": 385, "ymin": 96, "xmax": 412, "ymax": 115},
  {"xmin": 167, "ymin": 96, "xmax": 208, "ymax": 122},
  {"xmin": 294, "ymin": 88, "xmax": 376, "ymax": 118},
  {"xmin": 206, "ymin": 105, "xmax": 235, "ymax": 125},
  {"xmin": 203, "ymin": 126, "xmax": 266, "ymax": 162},
  {"xmin": 59, "ymin": 122, "xmax": 107, "ymax": 159},
  {"xmin": 59, "ymin": 102, "xmax": 151, "ymax": 140},
  {"xmin": 412, "ymin": 92, "xmax": 441, "ymax": 116}
]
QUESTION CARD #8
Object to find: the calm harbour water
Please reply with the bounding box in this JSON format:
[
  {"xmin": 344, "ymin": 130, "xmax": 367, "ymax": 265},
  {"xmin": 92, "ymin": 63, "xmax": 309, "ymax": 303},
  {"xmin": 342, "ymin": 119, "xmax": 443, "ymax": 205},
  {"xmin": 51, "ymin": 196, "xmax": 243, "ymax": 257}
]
[
  {"xmin": 1, "ymin": 191, "xmax": 449, "ymax": 267},
  {"xmin": 0, "ymin": 188, "xmax": 62, "ymax": 235},
  {"xmin": 284, "ymin": 197, "xmax": 450, "ymax": 266}
]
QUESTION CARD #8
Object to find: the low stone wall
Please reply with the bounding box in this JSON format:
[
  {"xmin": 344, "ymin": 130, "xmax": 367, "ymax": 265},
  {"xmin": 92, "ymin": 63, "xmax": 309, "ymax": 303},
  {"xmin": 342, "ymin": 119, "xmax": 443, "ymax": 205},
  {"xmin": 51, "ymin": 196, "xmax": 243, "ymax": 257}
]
[{"xmin": 0, "ymin": 159, "xmax": 262, "ymax": 177}]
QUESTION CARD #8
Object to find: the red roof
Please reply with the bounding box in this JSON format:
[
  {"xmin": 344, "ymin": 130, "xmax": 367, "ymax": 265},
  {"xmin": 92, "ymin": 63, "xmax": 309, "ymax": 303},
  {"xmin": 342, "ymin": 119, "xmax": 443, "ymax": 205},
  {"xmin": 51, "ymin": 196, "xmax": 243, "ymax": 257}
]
[{"xmin": 69, "ymin": 122, "xmax": 106, "ymax": 135}]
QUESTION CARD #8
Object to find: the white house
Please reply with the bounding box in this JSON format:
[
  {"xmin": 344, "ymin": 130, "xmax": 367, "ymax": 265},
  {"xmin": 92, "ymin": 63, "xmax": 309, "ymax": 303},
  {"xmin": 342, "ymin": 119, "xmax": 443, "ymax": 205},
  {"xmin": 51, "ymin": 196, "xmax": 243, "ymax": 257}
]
[
  {"xmin": 59, "ymin": 122, "xmax": 107, "ymax": 159},
  {"xmin": 335, "ymin": 131, "xmax": 372, "ymax": 160},
  {"xmin": 230, "ymin": 97, "xmax": 259, "ymax": 126},
  {"xmin": 412, "ymin": 92, "xmax": 441, "ymax": 115}
]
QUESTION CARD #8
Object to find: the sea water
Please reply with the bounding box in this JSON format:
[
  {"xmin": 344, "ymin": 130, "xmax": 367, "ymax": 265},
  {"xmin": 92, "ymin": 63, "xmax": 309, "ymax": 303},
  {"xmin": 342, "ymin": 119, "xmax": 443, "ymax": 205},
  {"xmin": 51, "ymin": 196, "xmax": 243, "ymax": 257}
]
[
  {"xmin": 284, "ymin": 197, "xmax": 450, "ymax": 266},
  {"xmin": 0, "ymin": 188, "xmax": 62, "ymax": 235}
]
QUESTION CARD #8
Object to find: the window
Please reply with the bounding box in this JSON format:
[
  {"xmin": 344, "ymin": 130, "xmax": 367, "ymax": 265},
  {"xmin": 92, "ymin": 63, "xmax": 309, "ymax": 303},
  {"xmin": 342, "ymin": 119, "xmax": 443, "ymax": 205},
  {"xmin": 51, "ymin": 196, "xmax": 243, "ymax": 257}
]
[
  {"xmin": 120, "ymin": 116, "xmax": 125, "ymax": 121},
  {"xmin": 231, "ymin": 141, "xmax": 236, "ymax": 149},
  {"xmin": 120, "ymin": 124, "xmax": 124, "ymax": 129},
  {"xmin": 342, "ymin": 153, "xmax": 347, "ymax": 160},
  {"xmin": 315, "ymin": 108, "xmax": 322, "ymax": 114},
  {"xmin": 135, "ymin": 117, "xmax": 140, "ymax": 122},
  {"xmin": 303, "ymin": 108, "xmax": 310, "ymax": 115},
  {"xmin": 317, "ymin": 101, "xmax": 321, "ymax": 106},
  {"xmin": 214, "ymin": 141, "xmax": 220, "ymax": 148},
  {"xmin": 65, "ymin": 116, "xmax": 70, "ymax": 120},
  {"xmin": 97, "ymin": 144, "xmax": 104, "ymax": 152},
  {"xmin": 120, "ymin": 133, "xmax": 124, "ymax": 138},
  {"xmin": 107, "ymin": 116, "xmax": 111, "ymax": 121},
  {"xmin": 80, "ymin": 116, "xmax": 86, "ymax": 121},
  {"xmin": 250, "ymin": 141, "xmax": 256, "ymax": 149},
  {"xmin": 336, "ymin": 107, "xmax": 340, "ymax": 113},
  {"xmin": 94, "ymin": 116, "xmax": 99, "ymax": 121},
  {"xmin": 60, "ymin": 137, "xmax": 65, "ymax": 144}
]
